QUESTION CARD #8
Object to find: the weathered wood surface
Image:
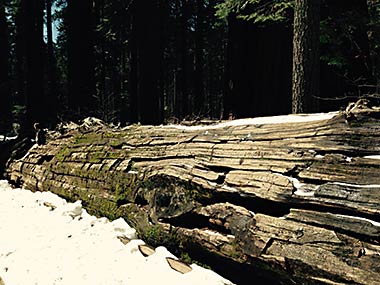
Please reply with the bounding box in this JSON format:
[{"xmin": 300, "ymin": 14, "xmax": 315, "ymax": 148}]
[{"xmin": 5, "ymin": 101, "xmax": 380, "ymax": 284}]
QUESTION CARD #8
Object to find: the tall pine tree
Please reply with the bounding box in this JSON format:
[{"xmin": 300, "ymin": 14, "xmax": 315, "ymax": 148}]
[
  {"xmin": 292, "ymin": 0, "xmax": 320, "ymax": 113},
  {"xmin": 0, "ymin": 0, "xmax": 12, "ymax": 135}
]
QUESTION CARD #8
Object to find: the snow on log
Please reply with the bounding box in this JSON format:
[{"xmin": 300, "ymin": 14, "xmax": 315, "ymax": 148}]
[{"xmin": 5, "ymin": 100, "xmax": 380, "ymax": 284}]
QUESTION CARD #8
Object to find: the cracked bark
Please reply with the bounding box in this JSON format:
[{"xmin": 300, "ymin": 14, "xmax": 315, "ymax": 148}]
[
  {"xmin": 4, "ymin": 100, "xmax": 380, "ymax": 284},
  {"xmin": 292, "ymin": 0, "xmax": 320, "ymax": 113}
]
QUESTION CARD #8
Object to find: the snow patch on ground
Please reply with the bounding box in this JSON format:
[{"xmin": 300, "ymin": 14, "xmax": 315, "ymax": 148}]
[
  {"xmin": 162, "ymin": 112, "xmax": 338, "ymax": 131},
  {"xmin": 0, "ymin": 180, "xmax": 233, "ymax": 285}
]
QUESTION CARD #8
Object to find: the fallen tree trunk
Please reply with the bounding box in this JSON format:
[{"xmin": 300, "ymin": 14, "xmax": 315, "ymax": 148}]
[{"xmin": 5, "ymin": 100, "xmax": 380, "ymax": 284}]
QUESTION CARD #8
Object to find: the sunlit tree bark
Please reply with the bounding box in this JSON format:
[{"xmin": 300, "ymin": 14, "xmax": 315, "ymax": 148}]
[{"xmin": 292, "ymin": 0, "xmax": 320, "ymax": 113}]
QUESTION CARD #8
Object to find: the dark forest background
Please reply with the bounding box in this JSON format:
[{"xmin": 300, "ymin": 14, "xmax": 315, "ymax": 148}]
[{"xmin": 0, "ymin": 0, "xmax": 379, "ymax": 136}]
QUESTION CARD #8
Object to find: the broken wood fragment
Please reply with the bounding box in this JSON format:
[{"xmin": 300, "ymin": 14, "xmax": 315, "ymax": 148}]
[
  {"xmin": 117, "ymin": 236, "xmax": 131, "ymax": 245},
  {"xmin": 138, "ymin": 244, "xmax": 156, "ymax": 257},
  {"xmin": 166, "ymin": 257, "xmax": 192, "ymax": 274}
]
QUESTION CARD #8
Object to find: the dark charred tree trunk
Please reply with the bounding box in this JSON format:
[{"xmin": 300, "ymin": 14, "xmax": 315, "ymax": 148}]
[
  {"xmin": 17, "ymin": 0, "xmax": 45, "ymax": 136},
  {"xmin": 194, "ymin": 0, "xmax": 205, "ymax": 116},
  {"xmin": 112, "ymin": 0, "xmax": 128, "ymax": 125},
  {"xmin": 67, "ymin": 0, "xmax": 96, "ymax": 120},
  {"xmin": 368, "ymin": 1, "xmax": 380, "ymax": 91},
  {"xmin": 95, "ymin": 0, "xmax": 114, "ymax": 123},
  {"xmin": 292, "ymin": 0, "xmax": 320, "ymax": 113},
  {"xmin": 119, "ymin": 32, "xmax": 129, "ymax": 126},
  {"xmin": 118, "ymin": 0, "xmax": 134, "ymax": 126},
  {"xmin": 175, "ymin": 0, "xmax": 190, "ymax": 119},
  {"xmin": 204, "ymin": 0, "xmax": 227, "ymax": 120},
  {"xmin": 0, "ymin": 1, "xmax": 12, "ymax": 135},
  {"xmin": 14, "ymin": 0, "xmax": 27, "ymax": 115},
  {"xmin": 129, "ymin": 0, "xmax": 162, "ymax": 125},
  {"xmin": 45, "ymin": 0, "xmax": 57, "ymax": 127},
  {"xmin": 128, "ymin": 8, "xmax": 139, "ymax": 124},
  {"xmin": 158, "ymin": 0, "xmax": 168, "ymax": 124},
  {"xmin": 138, "ymin": 0, "xmax": 161, "ymax": 124},
  {"xmin": 223, "ymin": 14, "xmax": 238, "ymax": 119}
]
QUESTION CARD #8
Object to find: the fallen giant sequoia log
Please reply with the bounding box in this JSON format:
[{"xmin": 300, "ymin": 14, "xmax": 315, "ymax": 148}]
[{"xmin": 5, "ymin": 101, "xmax": 380, "ymax": 284}]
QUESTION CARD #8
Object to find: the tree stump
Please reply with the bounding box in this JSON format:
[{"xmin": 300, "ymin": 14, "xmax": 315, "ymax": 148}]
[{"xmin": 5, "ymin": 101, "xmax": 380, "ymax": 284}]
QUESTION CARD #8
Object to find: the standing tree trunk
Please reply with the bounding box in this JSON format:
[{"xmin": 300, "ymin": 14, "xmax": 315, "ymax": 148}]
[
  {"xmin": 21, "ymin": 0, "xmax": 45, "ymax": 136},
  {"xmin": 368, "ymin": 1, "xmax": 380, "ymax": 90},
  {"xmin": 0, "ymin": 1, "xmax": 12, "ymax": 135},
  {"xmin": 223, "ymin": 14, "xmax": 239, "ymax": 119},
  {"xmin": 15, "ymin": 0, "xmax": 27, "ymax": 113},
  {"xmin": 128, "ymin": 8, "xmax": 139, "ymax": 124},
  {"xmin": 175, "ymin": 0, "xmax": 190, "ymax": 119},
  {"xmin": 45, "ymin": 0, "xmax": 57, "ymax": 127},
  {"xmin": 194, "ymin": 0, "xmax": 205, "ymax": 116},
  {"xmin": 292, "ymin": 0, "xmax": 320, "ymax": 113},
  {"xmin": 129, "ymin": 0, "xmax": 162, "ymax": 125},
  {"xmin": 119, "ymin": 19, "xmax": 129, "ymax": 126},
  {"xmin": 138, "ymin": 0, "xmax": 161, "ymax": 125},
  {"xmin": 67, "ymin": 0, "xmax": 96, "ymax": 120},
  {"xmin": 93, "ymin": 0, "xmax": 107, "ymax": 121}
]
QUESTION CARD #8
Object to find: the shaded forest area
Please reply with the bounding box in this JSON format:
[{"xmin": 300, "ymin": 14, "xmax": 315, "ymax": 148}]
[{"xmin": 0, "ymin": 0, "xmax": 379, "ymax": 136}]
